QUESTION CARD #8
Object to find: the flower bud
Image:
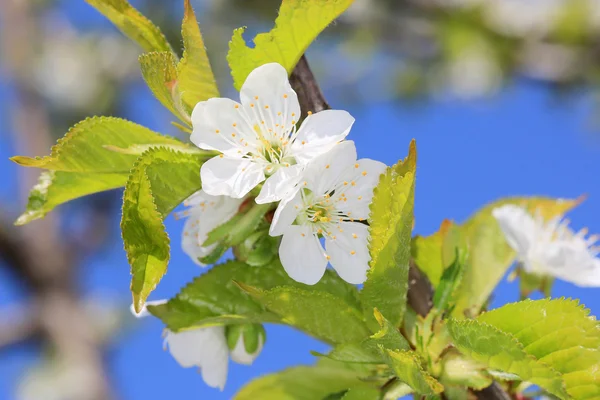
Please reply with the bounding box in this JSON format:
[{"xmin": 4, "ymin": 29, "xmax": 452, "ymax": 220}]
[
  {"xmin": 226, "ymin": 324, "xmax": 266, "ymax": 366},
  {"xmin": 233, "ymin": 230, "xmax": 278, "ymax": 267}
]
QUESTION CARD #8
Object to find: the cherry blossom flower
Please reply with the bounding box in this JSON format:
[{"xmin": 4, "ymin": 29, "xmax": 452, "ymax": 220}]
[
  {"xmin": 191, "ymin": 63, "xmax": 354, "ymax": 203},
  {"xmin": 177, "ymin": 190, "xmax": 243, "ymax": 266},
  {"xmin": 269, "ymin": 141, "xmax": 387, "ymax": 285},
  {"xmin": 130, "ymin": 301, "xmax": 263, "ymax": 391},
  {"xmin": 493, "ymin": 204, "xmax": 600, "ymax": 287}
]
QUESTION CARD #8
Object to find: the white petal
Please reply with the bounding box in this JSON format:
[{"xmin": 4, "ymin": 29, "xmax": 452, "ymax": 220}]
[
  {"xmin": 279, "ymin": 225, "xmax": 328, "ymax": 285},
  {"xmin": 303, "ymin": 141, "xmax": 357, "ymax": 196},
  {"xmin": 291, "ymin": 110, "xmax": 354, "ymax": 164},
  {"xmin": 325, "ymin": 223, "xmax": 370, "ymax": 284},
  {"xmin": 492, "ymin": 205, "xmax": 537, "ymax": 256},
  {"xmin": 239, "ymin": 63, "xmax": 300, "ymax": 138},
  {"xmin": 201, "ymin": 156, "xmax": 265, "ymax": 198},
  {"xmin": 336, "ymin": 158, "xmax": 388, "ymax": 220},
  {"xmin": 229, "ymin": 333, "xmax": 264, "ymax": 366},
  {"xmin": 191, "ymin": 98, "xmax": 249, "ymax": 156},
  {"xmin": 269, "ymin": 191, "xmax": 302, "ymax": 237},
  {"xmin": 181, "ymin": 191, "xmax": 244, "ymax": 265},
  {"xmin": 129, "ymin": 299, "xmax": 168, "ymax": 318},
  {"xmin": 255, "ymin": 164, "xmax": 304, "ymax": 204},
  {"xmin": 164, "ymin": 327, "xmax": 229, "ymax": 390}
]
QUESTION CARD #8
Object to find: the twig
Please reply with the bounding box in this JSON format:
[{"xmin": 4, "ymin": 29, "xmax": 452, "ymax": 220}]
[{"xmin": 290, "ymin": 55, "xmax": 330, "ymax": 116}]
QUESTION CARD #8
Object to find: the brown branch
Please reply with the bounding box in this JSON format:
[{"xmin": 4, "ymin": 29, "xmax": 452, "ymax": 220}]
[{"xmin": 290, "ymin": 55, "xmax": 511, "ymax": 400}]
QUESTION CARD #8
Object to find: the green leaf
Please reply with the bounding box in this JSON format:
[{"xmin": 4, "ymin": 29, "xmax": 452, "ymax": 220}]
[
  {"xmin": 227, "ymin": 0, "xmax": 354, "ymax": 90},
  {"xmin": 150, "ymin": 260, "xmax": 361, "ymax": 331},
  {"xmin": 15, "ymin": 171, "xmax": 126, "ymax": 225},
  {"xmin": 234, "ymin": 360, "xmax": 378, "ymax": 400},
  {"xmin": 341, "ymin": 387, "xmax": 381, "ymax": 400},
  {"xmin": 382, "ymin": 349, "xmax": 444, "ymax": 395},
  {"xmin": 432, "ymin": 248, "xmax": 466, "ymax": 313},
  {"xmin": 447, "ymin": 319, "xmax": 568, "ymax": 399},
  {"xmin": 361, "ymin": 140, "xmax": 416, "ymax": 331},
  {"xmin": 177, "ymin": 0, "xmax": 219, "ymax": 111},
  {"xmin": 440, "ymin": 351, "xmax": 492, "ymax": 390},
  {"xmin": 138, "ymin": 52, "xmax": 189, "ymax": 123},
  {"xmin": 11, "ymin": 117, "xmax": 184, "ymax": 173},
  {"xmin": 241, "ymin": 284, "xmax": 370, "ymax": 344},
  {"xmin": 452, "ymin": 196, "xmax": 583, "ymax": 317},
  {"xmin": 122, "ymin": 147, "xmax": 205, "ymax": 312},
  {"xmin": 85, "ymin": 0, "xmax": 171, "ymax": 53}
]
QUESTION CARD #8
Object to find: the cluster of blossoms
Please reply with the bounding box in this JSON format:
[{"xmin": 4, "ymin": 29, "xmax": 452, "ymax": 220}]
[{"xmin": 493, "ymin": 204, "xmax": 600, "ymax": 287}]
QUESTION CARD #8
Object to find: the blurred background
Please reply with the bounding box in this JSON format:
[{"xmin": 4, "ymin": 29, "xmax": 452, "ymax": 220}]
[{"xmin": 0, "ymin": 0, "xmax": 599, "ymax": 399}]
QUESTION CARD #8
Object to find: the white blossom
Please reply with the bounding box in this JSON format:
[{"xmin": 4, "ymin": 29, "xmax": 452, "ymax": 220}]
[
  {"xmin": 191, "ymin": 63, "xmax": 354, "ymax": 203},
  {"xmin": 493, "ymin": 204, "xmax": 600, "ymax": 287},
  {"xmin": 270, "ymin": 141, "xmax": 386, "ymax": 285},
  {"xmin": 177, "ymin": 190, "xmax": 243, "ymax": 266},
  {"xmin": 229, "ymin": 330, "xmax": 264, "ymax": 366}
]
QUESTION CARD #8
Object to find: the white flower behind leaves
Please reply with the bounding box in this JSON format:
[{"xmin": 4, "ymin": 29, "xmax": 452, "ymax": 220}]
[
  {"xmin": 191, "ymin": 62, "xmax": 354, "ymax": 203},
  {"xmin": 493, "ymin": 204, "xmax": 600, "ymax": 287},
  {"xmin": 177, "ymin": 190, "xmax": 243, "ymax": 266},
  {"xmin": 270, "ymin": 141, "xmax": 387, "ymax": 285}
]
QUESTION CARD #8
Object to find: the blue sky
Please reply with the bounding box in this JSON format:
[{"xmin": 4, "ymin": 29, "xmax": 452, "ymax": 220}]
[{"xmin": 1, "ymin": 2, "xmax": 600, "ymax": 399}]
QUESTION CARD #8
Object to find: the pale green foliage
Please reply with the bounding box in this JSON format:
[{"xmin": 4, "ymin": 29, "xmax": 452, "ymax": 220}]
[
  {"xmin": 85, "ymin": 0, "xmax": 171, "ymax": 53},
  {"xmin": 449, "ymin": 196, "xmax": 582, "ymax": 317},
  {"xmin": 122, "ymin": 148, "xmax": 206, "ymax": 312},
  {"xmin": 16, "ymin": 171, "xmax": 126, "ymax": 225},
  {"xmin": 178, "ymin": 0, "xmax": 220, "ymax": 111},
  {"xmin": 361, "ymin": 140, "xmax": 416, "ymax": 331},
  {"xmin": 340, "ymin": 387, "xmax": 381, "ymax": 400},
  {"xmin": 432, "ymin": 248, "xmax": 467, "ymax": 313},
  {"xmin": 242, "ymin": 284, "xmax": 369, "ymax": 344},
  {"xmin": 439, "ymin": 351, "xmax": 492, "ymax": 390},
  {"xmin": 234, "ymin": 360, "xmax": 378, "ymax": 400},
  {"xmin": 227, "ymin": 0, "xmax": 355, "ymax": 90},
  {"xmin": 382, "ymin": 349, "xmax": 444, "ymax": 395},
  {"xmin": 150, "ymin": 260, "xmax": 361, "ymax": 332}
]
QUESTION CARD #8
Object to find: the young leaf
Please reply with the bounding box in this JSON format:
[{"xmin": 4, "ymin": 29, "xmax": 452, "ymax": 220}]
[
  {"xmin": 150, "ymin": 260, "xmax": 361, "ymax": 331},
  {"xmin": 85, "ymin": 0, "xmax": 171, "ymax": 53},
  {"xmin": 440, "ymin": 351, "xmax": 492, "ymax": 390},
  {"xmin": 15, "ymin": 171, "xmax": 126, "ymax": 225},
  {"xmin": 240, "ymin": 284, "xmax": 370, "ymax": 344},
  {"xmin": 11, "ymin": 117, "xmax": 185, "ymax": 173},
  {"xmin": 452, "ymin": 196, "xmax": 583, "ymax": 318},
  {"xmin": 361, "ymin": 140, "xmax": 416, "ymax": 332},
  {"xmin": 234, "ymin": 360, "xmax": 379, "ymax": 400},
  {"xmin": 447, "ymin": 319, "xmax": 568, "ymax": 399},
  {"xmin": 432, "ymin": 248, "xmax": 466, "ymax": 313},
  {"xmin": 341, "ymin": 387, "xmax": 381, "ymax": 400},
  {"xmin": 382, "ymin": 349, "xmax": 444, "ymax": 395},
  {"xmin": 122, "ymin": 148, "xmax": 205, "ymax": 312},
  {"xmin": 227, "ymin": 0, "xmax": 354, "ymax": 90},
  {"xmin": 138, "ymin": 52, "xmax": 189, "ymax": 123},
  {"xmin": 177, "ymin": 0, "xmax": 219, "ymax": 110}
]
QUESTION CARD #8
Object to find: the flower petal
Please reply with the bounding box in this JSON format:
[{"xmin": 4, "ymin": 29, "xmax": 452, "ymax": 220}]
[
  {"xmin": 336, "ymin": 158, "xmax": 387, "ymax": 220},
  {"xmin": 269, "ymin": 191, "xmax": 302, "ymax": 237},
  {"xmin": 191, "ymin": 98, "xmax": 251, "ymax": 156},
  {"xmin": 291, "ymin": 110, "xmax": 354, "ymax": 164},
  {"xmin": 492, "ymin": 205, "xmax": 537, "ymax": 256},
  {"xmin": 201, "ymin": 156, "xmax": 265, "ymax": 198},
  {"xmin": 325, "ymin": 223, "xmax": 370, "ymax": 284},
  {"xmin": 239, "ymin": 63, "xmax": 300, "ymax": 139},
  {"xmin": 303, "ymin": 141, "xmax": 357, "ymax": 196},
  {"xmin": 255, "ymin": 164, "xmax": 304, "ymax": 204},
  {"xmin": 229, "ymin": 333, "xmax": 264, "ymax": 366},
  {"xmin": 279, "ymin": 225, "xmax": 328, "ymax": 285},
  {"xmin": 164, "ymin": 327, "xmax": 229, "ymax": 390}
]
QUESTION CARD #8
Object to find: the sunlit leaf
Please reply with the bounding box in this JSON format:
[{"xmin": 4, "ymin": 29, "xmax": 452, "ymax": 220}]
[
  {"xmin": 227, "ymin": 0, "xmax": 354, "ymax": 90},
  {"xmin": 361, "ymin": 140, "xmax": 416, "ymax": 331}
]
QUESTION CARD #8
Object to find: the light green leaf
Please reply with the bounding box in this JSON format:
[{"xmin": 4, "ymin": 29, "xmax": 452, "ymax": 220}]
[
  {"xmin": 440, "ymin": 351, "xmax": 492, "ymax": 390},
  {"xmin": 432, "ymin": 248, "xmax": 466, "ymax": 313},
  {"xmin": 341, "ymin": 387, "xmax": 381, "ymax": 400},
  {"xmin": 447, "ymin": 318, "xmax": 568, "ymax": 399},
  {"xmin": 452, "ymin": 196, "xmax": 583, "ymax": 318},
  {"xmin": 11, "ymin": 117, "xmax": 184, "ymax": 173},
  {"xmin": 227, "ymin": 0, "xmax": 354, "ymax": 90},
  {"xmin": 85, "ymin": 0, "xmax": 171, "ymax": 53},
  {"xmin": 177, "ymin": 0, "xmax": 219, "ymax": 111},
  {"xmin": 234, "ymin": 360, "xmax": 378, "ymax": 400},
  {"xmin": 382, "ymin": 349, "xmax": 444, "ymax": 395},
  {"xmin": 361, "ymin": 140, "xmax": 416, "ymax": 331},
  {"xmin": 15, "ymin": 171, "xmax": 126, "ymax": 225},
  {"xmin": 122, "ymin": 148, "xmax": 206, "ymax": 312},
  {"xmin": 241, "ymin": 284, "xmax": 369, "ymax": 344},
  {"xmin": 150, "ymin": 260, "xmax": 361, "ymax": 331},
  {"xmin": 138, "ymin": 52, "xmax": 189, "ymax": 123}
]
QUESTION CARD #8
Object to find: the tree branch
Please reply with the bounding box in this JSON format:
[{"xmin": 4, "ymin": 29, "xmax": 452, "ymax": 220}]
[{"xmin": 290, "ymin": 54, "xmax": 512, "ymax": 400}]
